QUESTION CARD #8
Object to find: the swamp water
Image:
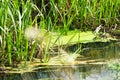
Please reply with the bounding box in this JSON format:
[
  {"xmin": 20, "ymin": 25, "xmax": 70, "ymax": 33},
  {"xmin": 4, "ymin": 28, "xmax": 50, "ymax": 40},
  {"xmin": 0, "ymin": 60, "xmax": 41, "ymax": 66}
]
[{"xmin": 0, "ymin": 41, "xmax": 120, "ymax": 80}]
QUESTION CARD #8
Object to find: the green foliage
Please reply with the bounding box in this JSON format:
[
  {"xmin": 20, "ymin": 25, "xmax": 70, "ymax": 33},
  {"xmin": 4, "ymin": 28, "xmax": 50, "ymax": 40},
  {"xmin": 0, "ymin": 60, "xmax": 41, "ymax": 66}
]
[
  {"xmin": 0, "ymin": 0, "xmax": 35, "ymax": 66},
  {"xmin": 38, "ymin": 0, "xmax": 120, "ymax": 31}
]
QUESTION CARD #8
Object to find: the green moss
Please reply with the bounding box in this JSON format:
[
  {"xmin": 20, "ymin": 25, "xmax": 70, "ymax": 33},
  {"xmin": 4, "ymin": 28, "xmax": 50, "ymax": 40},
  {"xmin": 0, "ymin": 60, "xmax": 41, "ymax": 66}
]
[{"xmin": 50, "ymin": 30, "xmax": 116, "ymax": 46}]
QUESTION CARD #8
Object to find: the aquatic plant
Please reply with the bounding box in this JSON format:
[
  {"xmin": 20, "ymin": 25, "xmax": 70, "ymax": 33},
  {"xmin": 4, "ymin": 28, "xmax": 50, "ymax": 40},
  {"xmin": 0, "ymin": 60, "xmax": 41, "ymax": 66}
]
[{"xmin": 24, "ymin": 27, "xmax": 53, "ymax": 62}]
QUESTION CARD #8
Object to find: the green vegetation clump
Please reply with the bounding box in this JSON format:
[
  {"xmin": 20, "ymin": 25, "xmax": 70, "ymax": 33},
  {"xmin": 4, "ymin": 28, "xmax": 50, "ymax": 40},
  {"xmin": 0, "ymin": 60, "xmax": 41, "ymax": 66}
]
[
  {"xmin": 112, "ymin": 30, "xmax": 120, "ymax": 36},
  {"xmin": 108, "ymin": 59, "xmax": 120, "ymax": 70},
  {"xmin": 0, "ymin": 0, "xmax": 120, "ymax": 67}
]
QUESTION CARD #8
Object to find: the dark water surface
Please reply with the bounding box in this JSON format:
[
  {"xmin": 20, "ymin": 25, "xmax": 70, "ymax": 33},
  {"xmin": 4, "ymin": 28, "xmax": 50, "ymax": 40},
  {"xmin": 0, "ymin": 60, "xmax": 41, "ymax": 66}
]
[{"xmin": 0, "ymin": 41, "xmax": 120, "ymax": 80}]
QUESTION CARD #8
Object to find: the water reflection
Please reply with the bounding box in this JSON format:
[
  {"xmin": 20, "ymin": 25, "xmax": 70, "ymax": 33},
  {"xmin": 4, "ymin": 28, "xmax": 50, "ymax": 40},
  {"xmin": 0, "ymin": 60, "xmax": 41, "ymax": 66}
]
[
  {"xmin": 30, "ymin": 65, "xmax": 118, "ymax": 80},
  {"xmin": 1, "ymin": 65, "xmax": 119, "ymax": 80},
  {"xmin": 1, "ymin": 41, "xmax": 120, "ymax": 80},
  {"xmin": 79, "ymin": 41, "xmax": 120, "ymax": 59}
]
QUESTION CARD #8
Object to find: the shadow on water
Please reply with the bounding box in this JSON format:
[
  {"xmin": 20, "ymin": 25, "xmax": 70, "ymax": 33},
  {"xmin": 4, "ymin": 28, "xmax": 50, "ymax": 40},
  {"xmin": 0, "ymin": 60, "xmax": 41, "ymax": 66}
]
[
  {"xmin": 68, "ymin": 41, "xmax": 120, "ymax": 59},
  {"xmin": 0, "ymin": 41, "xmax": 120, "ymax": 80},
  {"xmin": 82, "ymin": 41, "xmax": 120, "ymax": 60}
]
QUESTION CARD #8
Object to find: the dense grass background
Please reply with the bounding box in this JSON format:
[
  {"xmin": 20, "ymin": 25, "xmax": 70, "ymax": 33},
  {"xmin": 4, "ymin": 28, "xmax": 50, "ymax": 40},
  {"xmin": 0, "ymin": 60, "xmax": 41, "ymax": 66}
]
[
  {"xmin": 35, "ymin": 0, "xmax": 120, "ymax": 31},
  {"xmin": 0, "ymin": 0, "xmax": 120, "ymax": 66}
]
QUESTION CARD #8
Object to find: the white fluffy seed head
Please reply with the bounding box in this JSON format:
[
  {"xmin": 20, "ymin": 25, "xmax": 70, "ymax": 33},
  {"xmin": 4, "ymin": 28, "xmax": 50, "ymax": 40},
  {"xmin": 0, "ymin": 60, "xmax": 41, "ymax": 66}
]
[{"xmin": 25, "ymin": 27, "xmax": 39, "ymax": 40}]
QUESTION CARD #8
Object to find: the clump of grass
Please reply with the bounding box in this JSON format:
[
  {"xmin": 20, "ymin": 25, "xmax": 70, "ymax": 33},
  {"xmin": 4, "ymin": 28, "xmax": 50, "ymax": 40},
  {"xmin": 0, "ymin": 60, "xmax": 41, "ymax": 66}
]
[
  {"xmin": 0, "ymin": 0, "xmax": 42, "ymax": 66},
  {"xmin": 32, "ymin": 0, "xmax": 120, "ymax": 32}
]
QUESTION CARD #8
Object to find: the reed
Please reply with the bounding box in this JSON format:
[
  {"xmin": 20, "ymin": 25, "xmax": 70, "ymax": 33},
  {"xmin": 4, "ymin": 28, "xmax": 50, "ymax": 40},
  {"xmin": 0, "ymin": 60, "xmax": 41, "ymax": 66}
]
[{"xmin": 0, "ymin": 0, "xmax": 34, "ymax": 66}]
